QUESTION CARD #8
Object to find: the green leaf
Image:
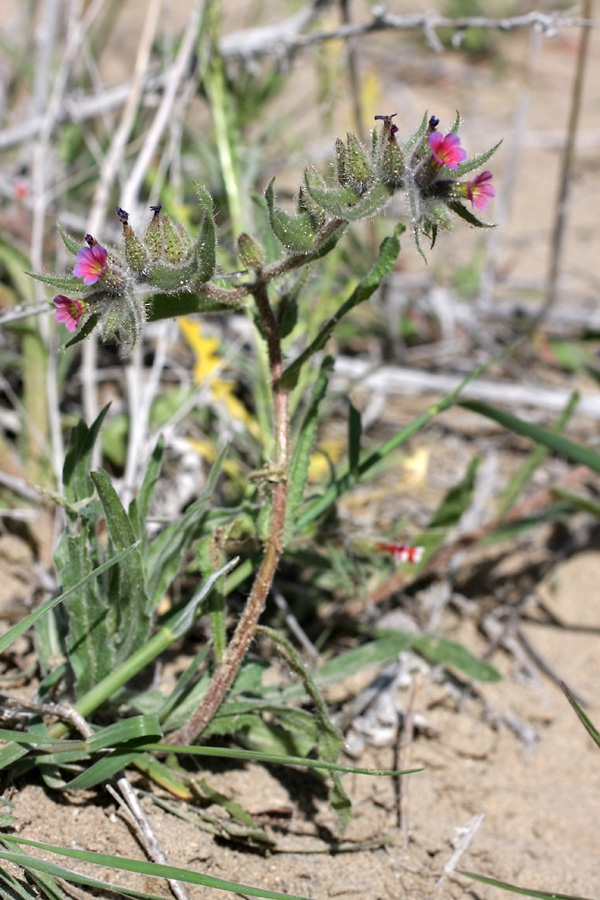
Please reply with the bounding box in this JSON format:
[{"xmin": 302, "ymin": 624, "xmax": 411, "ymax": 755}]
[
  {"xmin": 283, "ymin": 357, "xmax": 333, "ymax": 544},
  {"xmin": 282, "ymin": 224, "xmax": 403, "ymax": 390},
  {"xmin": 462, "ymin": 871, "xmax": 594, "ymax": 900},
  {"xmin": 0, "ymin": 834, "xmax": 331, "ymax": 900},
  {"xmin": 348, "ymin": 398, "xmax": 362, "ymax": 475},
  {"xmin": 265, "ymin": 179, "xmax": 316, "ymax": 252},
  {"xmin": 561, "ymin": 682, "xmax": 600, "ymax": 750},
  {"xmin": 62, "ymin": 311, "xmax": 100, "ymax": 348},
  {"xmin": 428, "ymin": 456, "xmax": 479, "ymax": 529},
  {"xmin": 304, "ymin": 184, "xmax": 361, "ymax": 217},
  {"xmin": 128, "ymin": 435, "xmax": 164, "ymax": 540},
  {"xmin": 454, "ymin": 139, "xmax": 502, "ymax": 178},
  {"xmin": 90, "ymin": 470, "xmax": 152, "ymax": 669},
  {"xmin": 497, "ymin": 392, "xmax": 579, "ymax": 518},
  {"xmin": 411, "ymin": 634, "xmax": 500, "ymax": 682},
  {"xmin": 403, "ymin": 110, "xmax": 429, "ymax": 153},
  {"xmin": 144, "ymin": 445, "xmax": 228, "ymax": 608},
  {"xmin": 308, "ymin": 181, "xmax": 394, "ymax": 222},
  {"xmin": 458, "ymin": 400, "xmax": 600, "ymax": 474},
  {"xmin": 57, "ymin": 223, "xmax": 82, "ymax": 256},
  {"xmin": 58, "ymin": 523, "xmax": 113, "ymax": 696},
  {"xmin": 145, "ymin": 291, "xmax": 243, "ymax": 321},
  {"xmin": 447, "ymin": 200, "xmax": 494, "ymax": 228},
  {"xmin": 140, "ymin": 742, "xmax": 422, "ymax": 778},
  {"xmin": 0, "ymin": 848, "xmax": 168, "ymax": 900},
  {"xmin": 86, "ymin": 715, "xmax": 163, "ymax": 753},
  {"xmin": 0, "ymin": 543, "xmax": 137, "ymax": 659},
  {"xmin": 62, "ymin": 405, "xmax": 110, "ymax": 505},
  {"xmin": 27, "ymin": 271, "xmax": 100, "ymax": 293},
  {"xmin": 295, "ymin": 341, "xmax": 523, "ymax": 533}
]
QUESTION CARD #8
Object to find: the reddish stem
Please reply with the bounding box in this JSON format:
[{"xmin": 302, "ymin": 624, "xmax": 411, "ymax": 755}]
[{"xmin": 166, "ymin": 279, "xmax": 289, "ymax": 746}]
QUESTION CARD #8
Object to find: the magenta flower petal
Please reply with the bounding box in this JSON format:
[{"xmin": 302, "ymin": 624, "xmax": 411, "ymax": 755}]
[
  {"xmin": 53, "ymin": 295, "xmax": 84, "ymax": 332},
  {"xmin": 428, "ymin": 132, "xmax": 467, "ymax": 170},
  {"xmin": 466, "ymin": 170, "xmax": 495, "ymax": 211},
  {"xmin": 73, "ymin": 244, "xmax": 107, "ymax": 285}
]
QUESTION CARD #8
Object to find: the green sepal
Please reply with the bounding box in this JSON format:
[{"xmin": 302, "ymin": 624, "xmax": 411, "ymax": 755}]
[
  {"xmin": 313, "ymin": 180, "xmax": 395, "ymax": 222},
  {"xmin": 191, "ymin": 185, "xmax": 217, "ymax": 284},
  {"xmin": 381, "ymin": 137, "xmax": 406, "ymax": 186},
  {"xmin": 161, "ymin": 217, "xmax": 188, "ymax": 264},
  {"xmin": 345, "ymin": 132, "xmax": 373, "ymax": 187},
  {"xmin": 404, "ymin": 110, "xmax": 429, "ymax": 154},
  {"xmin": 265, "ymin": 179, "xmax": 316, "ymax": 253},
  {"xmin": 237, "ymin": 232, "xmax": 265, "ymax": 268},
  {"xmin": 297, "ymin": 186, "xmax": 326, "ymax": 230},
  {"xmin": 335, "ymin": 137, "xmax": 350, "ymax": 186},
  {"xmin": 447, "ymin": 201, "xmax": 494, "ymax": 228},
  {"xmin": 454, "ymin": 140, "xmax": 502, "ymax": 177},
  {"xmin": 145, "ymin": 262, "xmax": 196, "ymax": 290},
  {"xmin": 57, "ymin": 224, "xmax": 82, "ymax": 256},
  {"xmin": 123, "ymin": 226, "xmax": 148, "ymax": 273},
  {"xmin": 305, "ymin": 184, "xmax": 361, "ymax": 218}
]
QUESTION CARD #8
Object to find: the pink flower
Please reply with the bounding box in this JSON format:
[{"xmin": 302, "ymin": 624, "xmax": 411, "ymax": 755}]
[
  {"xmin": 53, "ymin": 295, "xmax": 84, "ymax": 332},
  {"xmin": 428, "ymin": 132, "xmax": 467, "ymax": 170},
  {"xmin": 73, "ymin": 244, "xmax": 107, "ymax": 285},
  {"xmin": 465, "ymin": 170, "xmax": 495, "ymax": 211}
]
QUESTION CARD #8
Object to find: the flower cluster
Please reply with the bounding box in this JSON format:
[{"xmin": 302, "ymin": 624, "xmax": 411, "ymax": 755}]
[
  {"xmin": 40, "ymin": 190, "xmax": 222, "ymax": 348},
  {"xmin": 289, "ymin": 111, "xmax": 500, "ymax": 260},
  {"xmin": 37, "ymin": 111, "xmax": 499, "ymax": 347}
]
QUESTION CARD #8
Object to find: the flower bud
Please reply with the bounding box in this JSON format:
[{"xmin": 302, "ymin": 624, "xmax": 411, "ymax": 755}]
[
  {"xmin": 345, "ymin": 132, "xmax": 373, "ymax": 190},
  {"xmin": 116, "ymin": 206, "xmax": 147, "ymax": 273},
  {"xmin": 335, "ymin": 138, "xmax": 350, "ymax": 187},
  {"xmin": 237, "ymin": 232, "xmax": 265, "ymax": 268}
]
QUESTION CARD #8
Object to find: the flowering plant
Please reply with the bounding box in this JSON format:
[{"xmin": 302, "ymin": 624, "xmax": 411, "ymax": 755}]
[
  {"xmin": 31, "ymin": 112, "xmax": 499, "ymax": 350},
  {"xmin": 25, "ymin": 111, "xmax": 501, "ymax": 756}
]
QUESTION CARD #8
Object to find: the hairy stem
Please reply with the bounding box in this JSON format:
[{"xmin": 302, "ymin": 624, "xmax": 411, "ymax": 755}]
[{"xmin": 166, "ymin": 278, "xmax": 289, "ymax": 745}]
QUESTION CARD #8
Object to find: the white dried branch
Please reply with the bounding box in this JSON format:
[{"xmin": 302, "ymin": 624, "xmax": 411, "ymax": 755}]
[
  {"xmin": 331, "ymin": 355, "xmax": 600, "ymax": 419},
  {"xmin": 0, "ymin": 10, "xmax": 593, "ymax": 152},
  {"xmin": 220, "ymin": 8, "xmax": 596, "ymax": 62}
]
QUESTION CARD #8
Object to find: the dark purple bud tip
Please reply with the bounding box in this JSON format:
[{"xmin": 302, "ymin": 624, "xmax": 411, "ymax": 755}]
[
  {"xmin": 116, "ymin": 206, "xmax": 129, "ymax": 223},
  {"xmin": 428, "ymin": 116, "xmax": 440, "ymax": 131},
  {"xmin": 374, "ymin": 113, "xmax": 397, "ymax": 123},
  {"xmin": 85, "ymin": 234, "xmax": 97, "ymax": 247},
  {"xmin": 149, "ymin": 204, "xmax": 162, "ymax": 214}
]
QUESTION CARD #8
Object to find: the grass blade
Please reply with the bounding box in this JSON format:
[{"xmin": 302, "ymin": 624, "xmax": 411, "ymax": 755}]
[
  {"xmin": 462, "ymin": 871, "xmax": 593, "ymax": 900},
  {"xmin": 458, "ymin": 400, "xmax": 600, "ymax": 473}
]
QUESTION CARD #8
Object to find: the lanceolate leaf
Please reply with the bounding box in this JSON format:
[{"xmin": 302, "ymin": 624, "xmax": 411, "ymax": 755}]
[
  {"xmin": 282, "ymin": 224, "xmax": 403, "ymax": 389},
  {"xmin": 283, "ymin": 357, "xmax": 334, "ymax": 544},
  {"xmin": 462, "ymin": 871, "xmax": 594, "ymax": 900},
  {"xmin": 459, "ymin": 400, "xmax": 600, "ymax": 474},
  {"xmin": 27, "ymin": 272, "xmax": 99, "ymax": 293},
  {"xmin": 90, "ymin": 470, "xmax": 152, "ymax": 667},
  {"xmin": 454, "ymin": 139, "xmax": 502, "ymax": 178},
  {"xmin": 447, "ymin": 201, "xmax": 494, "ymax": 228},
  {"xmin": 145, "ymin": 291, "xmax": 243, "ymax": 321},
  {"xmin": 57, "ymin": 223, "xmax": 82, "ymax": 256},
  {"xmin": 128, "ymin": 436, "xmax": 164, "ymax": 542}
]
